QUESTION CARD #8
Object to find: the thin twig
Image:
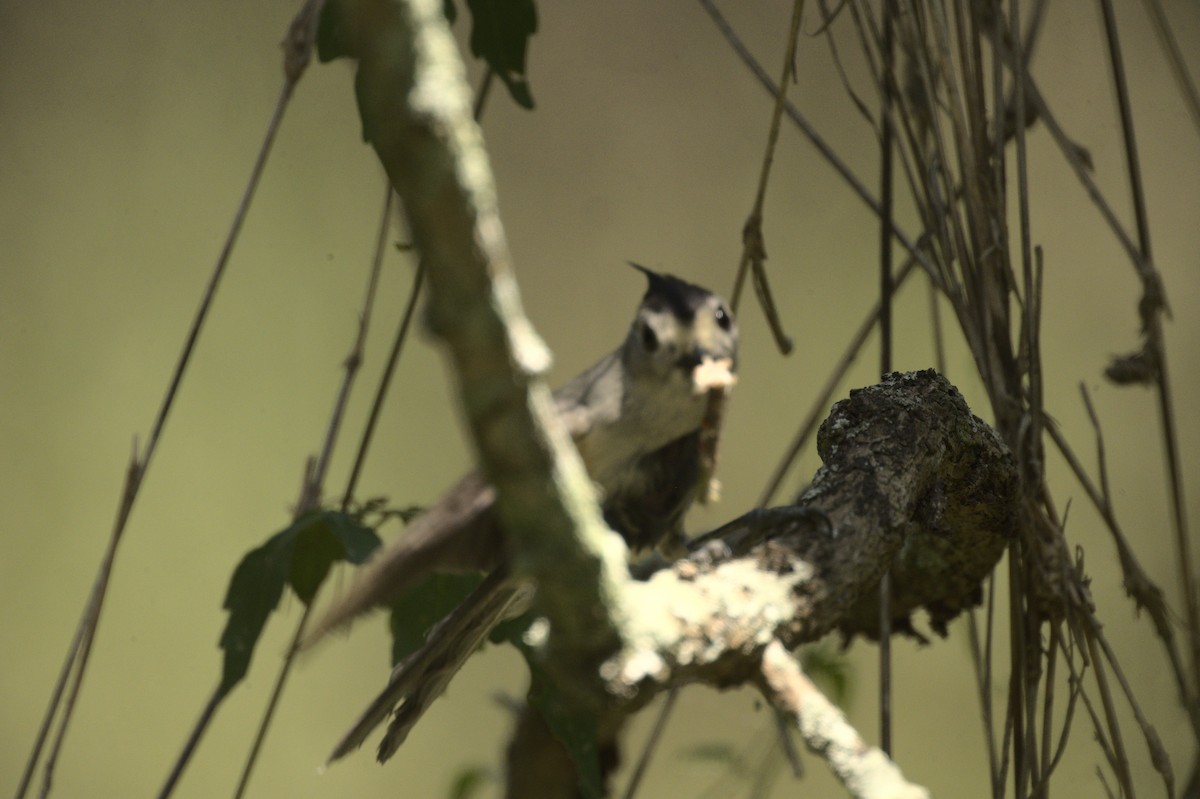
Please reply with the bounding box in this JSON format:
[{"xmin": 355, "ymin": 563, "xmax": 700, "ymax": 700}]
[
  {"xmin": 719, "ymin": 0, "xmax": 804, "ymax": 355},
  {"xmin": 984, "ymin": 569, "xmax": 1004, "ymax": 799},
  {"xmin": 967, "ymin": 601, "xmax": 1000, "ymax": 797},
  {"xmin": 1138, "ymin": 0, "xmax": 1200, "ymax": 140},
  {"xmin": 233, "ymin": 60, "xmax": 495, "ymax": 795},
  {"xmin": 619, "ymin": 689, "xmax": 679, "ymax": 799},
  {"xmin": 756, "ymin": 257, "xmax": 917, "ymax": 507},
  {"xmin": 1008, "ymin": 538, "xmax": 1029, "ymax": 799},
  {"xmin": 1011, "ymin": 2, "xmax": 1043, "ymax": 490},
  {"xmin": 473, "ymin": 68, "xmax": 495, "ymax": 120},
  {"xmin": 1098, "ymin": 0, "xmax": 1199, "ymax": 718},
  {"xmin": 154, "ymin": 686, "xmax": 225, "ymax": 799},
  {"xmin": 23, "ymin": 452, "xmax": 139, "ymax": 799},
  {"xmin": 697, "ymin": 0, "xmax": 939, "ymax": 284},
  {"xmin": 817, "ymin": 0, "xmax": 878, "ymax": 133},
  {"xmin": 341, "ymin": 260, "xmax": 426, "ymax": 509},
  {"xmin": 21, "ymin": 19, "xmax": 313, "ymax": 796},
  {"xmin": 1091, "ymin": 623, "xmax": 1176, "ymax": 796},
  {"xmin": 848, "ymin": 0, "xmax": 937, "ymax": 284},
  {"xmin": 231, "ymin": 182, "xmax": 395, "ymax": 799},
  {"xmin": 1031, "ymin": 631, "xmax": 1086, "ymax": 795},
  {"xmin": 1044, "ymin": 407, "xmax": 1200, "ymax": 740},
  {"xmin": 1083, "ymin": 624, "xmax": 1135, "ymax": 797},
  {"xmin": 987, "ymin": 12, "xmax": 1150, "ymax": 284},
  {"xmin": 1036, "ymin": 623, "xmax": 1059, "ymax": 799},
  {"xmin": 875, "ymin": 0, "xmax": 896, "ymax": 758},
  {"xmin": 302, "ymin": 182, "xmax": 394, "ymax": 511}
]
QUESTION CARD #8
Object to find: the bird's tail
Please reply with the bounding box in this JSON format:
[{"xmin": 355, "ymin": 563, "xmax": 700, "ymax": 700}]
[{"xmin": 327, "ymin": 567, "xmax": 533, "ymax": 764}]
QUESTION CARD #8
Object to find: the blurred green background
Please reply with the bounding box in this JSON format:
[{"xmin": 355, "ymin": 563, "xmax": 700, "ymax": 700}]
[{"xmin": 2, "ymin": 1, "xmax": 1198, "ymax": 796}]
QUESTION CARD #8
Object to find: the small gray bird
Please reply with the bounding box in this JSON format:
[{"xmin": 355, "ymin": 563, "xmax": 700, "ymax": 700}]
[{"xmin": 308, "ymin": 265, "xmax": 738, "ymax": 762}]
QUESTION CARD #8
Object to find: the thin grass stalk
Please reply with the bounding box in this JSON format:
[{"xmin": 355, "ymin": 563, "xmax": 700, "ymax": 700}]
[
  {"xmin": 231, "ymin": 182, "xmax": 395, "ymax": 799},
  {"xmin": 699, "ymin": 0, "xmax": 939, "ymax": 281},
  {"xmin": 947, "ymin": 2, "xmax": 992, "ymax": 299},
  {"xmin": 233, "ymin": 62, "xmax": 498, "ymax": 794},
  {"xmin": 986, "ymin": 563, "xmax": 1001, "ymax": 796},
  {"xmin": 818, "ymin": 0, "xmax": 878, "ymax": 132},
  {"xmin": 968, "ymin": 600, "xmax": 1001, "ymax": 797},
  {"xmin": 875, "ymin": 0, "xmax": 897, "ymax": 756},
  {"xmin": 894, "ymin": 3, "xmax": 966, "ymax": 301},
  {"xmin": 756, "ymin": 258, "xmax": 917, "ymax": 506},
  {"xmin": 1083, "ymin": 624, "xmax": 1135, "ymax": 797},
  {"xmin": 1043, "ymin": 410, "xmax": 1200, "ymax": 742},
  {"xmin": 723, "ymin": 0, "xmax": 804, "ymax": 354},
  {"xmin": 845, "ymin": 1, "xmax": 937, "ymax": 267},
  {"xmin": 300, "ymin": 184, "xmax": 394, "ymax": 511},
  {"xmin": 1008, "ymin": 10, "xmax": 1047, "ymax": 792},
  {"xmin": 1036, "ymin": 623, "xmax": 1059, "ymax": 799},
  {"xmin": 1022, "ymin": 599, "xmax": 1044, "ymax": 793},
  {"xmin": 1138, "ymin": 0, "xmax": 1200, "ymax": 138},
  {"xmin": 1006, "ymin": 65, "xmax": 1146, "ymax": 273},
  {"xmin": 1035, "ymin": 634, "xmax": 1086, "ymax": 793},
  {"xmin": 1092, "ymin": 626, "xmax": 1175, "ymax": 795},
  {"xmin": 620, "ymin": 690, "xmax": 678, "ymax": 799},
  {"xmin": 1008, "ymin": 541, "xmax": 1030, "ymax": 799},
  {"xmin": 19, "ymin": 25, "xmax": 313, "ymax": 793},
  {"xmin": 924, "ymin": 2, "xmax": 991, "ymax": 374},
  {"xmin": 1098, "ymin": 0, "xmax": 1200, "ymax": 717}
]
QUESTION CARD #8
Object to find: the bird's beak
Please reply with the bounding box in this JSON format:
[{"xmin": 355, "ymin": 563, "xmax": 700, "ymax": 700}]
[{"xmin": 688, "ymin": 352, "xmax": 737, "ymax": 395}]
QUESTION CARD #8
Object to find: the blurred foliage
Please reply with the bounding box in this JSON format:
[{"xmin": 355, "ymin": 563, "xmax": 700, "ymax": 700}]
[
  {"xmin": 318, "ymin": 0, "xmax": 537, "ymax": 111},
  {"xmin": 800, "ymin": 641, "xmax": 852, "ymax": 708},
  {"xmin": 460, "ymin": 0, "xmax": 537, "ymax": 109},
  {"xmin": 524, "ymin": 655, "xmax": 602, "ymax": 799},
  {"xmin": 218, "ymin": 510, "xmax": 380, "ymax": 699},
  {"xmin": 446, "ymin": 764, "xmax": 493, "ymax": 799}
]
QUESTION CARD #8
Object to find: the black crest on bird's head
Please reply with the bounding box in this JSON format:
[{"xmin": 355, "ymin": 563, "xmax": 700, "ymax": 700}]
[{"xmin": 628, "ymin": 262, "xmax": 715, "ymax": 324}]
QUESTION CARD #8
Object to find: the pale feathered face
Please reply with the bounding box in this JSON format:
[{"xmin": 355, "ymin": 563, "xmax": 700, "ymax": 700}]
[
  {"xmin": 623, "ymin": 265, "xmax": 739, "ymax": 393},
  {"xmin": 563, "ymin": 266, "xmax": 739, "ymax": 495}
]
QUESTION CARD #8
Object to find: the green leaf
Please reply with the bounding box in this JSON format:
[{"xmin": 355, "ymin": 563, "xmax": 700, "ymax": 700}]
[
  {"xmin": 217, "ymin": 510, "xmax": 381, "ymax": 698},
  {"xmin": 497, "ymin": 74, "xmax": 534, "ymax": 110},
  {"xmin": 504, "ymin": 630, "xmax": 601, "ymax": 798},
  {"xmin": 289, "ymin": 510, "xmax": 383, "ymax": 604},
  {"xmin": 447, "ymin": 765, "xmax": 491, "ymax": 799},
  {"xmin": 389, "ymin": 572, "xmax": 485, "ymax": 665},
  {"xmin": 800, "ymin": 642, "xmax": 853, "ymax": 707},
  {"xmin": 525, "ymin": 660, "xmax": 602, "ymax": 799},
  {"xmin": 218, "ymin": 532, "xmax": 293, "ymax": 698},
  {"xmin": 466, "ymin": 0, "xmax": 538, "ymax": 109},
  {"xmin": 316, "ymin": 0, "xmax": 350, "ymax": 63},
  {"xmin": 387, "ymin": 569, "xmax": 597, "ymax": 795},
  {"xmin": 288, "ymin": 514, "xmax": 345, "ymax": 605},
  {"xmin": 323, "ymin": 509, "xmax": 382, "ymax": 565}
]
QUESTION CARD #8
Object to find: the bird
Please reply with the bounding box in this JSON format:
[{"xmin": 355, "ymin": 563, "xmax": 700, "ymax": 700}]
[{"xmin": 307, "ymin": 264, "xmax": 739, "ymax": 763}]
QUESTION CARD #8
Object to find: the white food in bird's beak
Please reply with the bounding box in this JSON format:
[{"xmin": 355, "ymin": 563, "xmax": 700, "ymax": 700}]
[{"xmin": 691, "ymin": 356, "xmax": 737, "ymax": 395}]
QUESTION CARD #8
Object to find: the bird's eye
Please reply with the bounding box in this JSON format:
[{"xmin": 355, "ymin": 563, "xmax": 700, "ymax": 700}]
[
  {"xmin": 640, "ymin": 321, "xmax": 659, "ymax": 352},
  {"xmin": 714, "ymin": 305, "xmax": 732, "ymax": 331}
]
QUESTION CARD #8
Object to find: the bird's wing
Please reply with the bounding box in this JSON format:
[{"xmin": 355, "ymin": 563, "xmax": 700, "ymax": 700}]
[
  {"xmin": 301, "ymin": 472, "xmax": 500, "ymax": 649},
  {"xmin": 305, "ymin": 350, "xmax": 619, "ymax": 651}
]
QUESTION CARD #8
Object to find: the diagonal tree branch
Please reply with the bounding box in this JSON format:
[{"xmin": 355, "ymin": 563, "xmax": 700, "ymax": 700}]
[
  {"xmin": 330, "ymin": 0, "xmax": 629, "ymax": 693},
  {"xmin": 505, "ymin": 370, "xmax": 1015, "ymax": 796},
  {"xmin": 327, "ymin": 0, "xmax": 1016, "ymax": 793}
]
